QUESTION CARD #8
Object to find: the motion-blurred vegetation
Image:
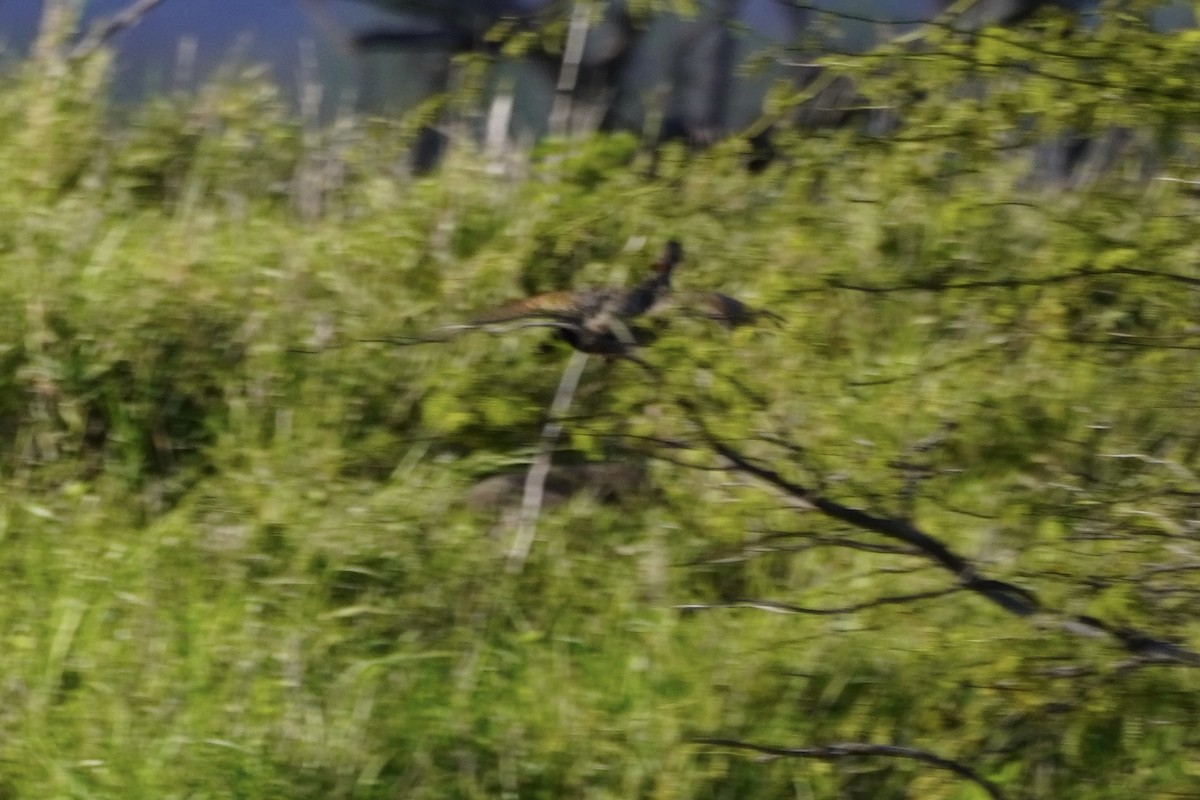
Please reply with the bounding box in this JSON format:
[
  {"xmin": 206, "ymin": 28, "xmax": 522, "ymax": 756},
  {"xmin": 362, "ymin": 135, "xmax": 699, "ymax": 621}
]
[{"xmin": 2, "ymin": 2, "xmax": 1200, "ymax": 798}]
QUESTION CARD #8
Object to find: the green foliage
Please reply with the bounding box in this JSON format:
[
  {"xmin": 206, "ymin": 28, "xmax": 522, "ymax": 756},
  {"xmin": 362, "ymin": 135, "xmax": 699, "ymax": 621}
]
[{"xmin": 2, "ymin": 7, "xmax": 1200, "ymax": 799}]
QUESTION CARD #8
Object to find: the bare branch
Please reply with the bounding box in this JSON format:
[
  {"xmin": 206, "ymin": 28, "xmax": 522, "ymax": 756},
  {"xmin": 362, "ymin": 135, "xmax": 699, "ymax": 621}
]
[
  {"xmin": 814, "ymin": 266, "xmax": 1200, "ymax": 295},
  {"xmin": 1070, "ymin": 615, "xmax": 1200, "ymax": 666},
  {"xmin": 1156, "ymin": 176, "xmax": 1200, "ymax": 187},
  {"xmin": 847, "ymin": 344, "xmax": 1004, "ymax": 387},
  {"xmin": 71, "ymin": 0, "xmax": 170, "ymax": 60},
  {"xmin": 684, "ymin": 530, "xmax": 920, "ymax": 565},
  {"xmin": 682, "ymin": 415, "xmax": 1200, "ymax": 666},
  {"xmin": 703, "ymin": 433, "xmax": 1011, "ymax": 599},
  {"xmin": 676, "ymin": 587, "xmax": 963, "ymax": 616},
  {"xmin": 1050, "ymin": 335, "xmax": 1200, "ymax": 352},
  {"xmin": 507, "ymin": 350, "xmax": 589, "ymax": 573},
  {"xmin": 694, "ymin": 737, "xmax": 1005, "ymax": 800}
]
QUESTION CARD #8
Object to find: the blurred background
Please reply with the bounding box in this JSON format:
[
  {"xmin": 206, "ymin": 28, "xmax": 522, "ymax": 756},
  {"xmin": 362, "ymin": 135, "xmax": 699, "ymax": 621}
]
[
  {"xmin": 2, "ymin": 2, "xmax": 1100, "ymax": 132},
  {"xmin": 3, "ymin": 3, "xmax": 1200, "ymax": 799}
]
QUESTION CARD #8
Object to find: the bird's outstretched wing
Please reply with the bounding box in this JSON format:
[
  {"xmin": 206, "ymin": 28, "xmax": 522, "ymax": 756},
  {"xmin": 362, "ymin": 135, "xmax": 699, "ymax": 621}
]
[
  {"xmin": 470, "ymin": 290, "xmax": 601, "ymax": 325},
  {"xmin": 341, "ymin": 299, "xmax": 596, "ymax": 351}
]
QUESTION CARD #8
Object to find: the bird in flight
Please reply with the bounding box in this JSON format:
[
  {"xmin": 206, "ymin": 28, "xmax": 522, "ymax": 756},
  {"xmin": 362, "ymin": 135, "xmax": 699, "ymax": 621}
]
[
  {"xmin": 341, "ymin": 240, "xmax": 780, "ymax": 366},
  {"xmin": 463, "ymin": 239, "xmax": 683, "ymax": 358}
]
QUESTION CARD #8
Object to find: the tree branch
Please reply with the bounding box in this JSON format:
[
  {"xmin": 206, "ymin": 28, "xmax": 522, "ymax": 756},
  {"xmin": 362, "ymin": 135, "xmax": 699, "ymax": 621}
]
[
  {"xmin": 684, "ymin": 530, "xmax": 920, "ymax": 565},
  {"xmin": 701, "ymin": 432, "xmax": 1035, "ymax": 608},
  {"xmin": 694, "ymin": 737, "xmax": 1005, "ymax": 800},
  {"xmin": 676, "ymin": 587, "xmax": 963, "ymax": 616},
  {"xmin": 507, "ymin": 350, "xmax": 590, "ymax": 573},
  {"xmin": 814, "ymin": 266, "xmax": 1200, "ymax": 295},
  {"xmin": 70, "ymin": 0, "xmax": 170, "ymax": 59},
  {"xmin": 685, "ymin": 418, "xmax": 1200, "ymax": 666}
]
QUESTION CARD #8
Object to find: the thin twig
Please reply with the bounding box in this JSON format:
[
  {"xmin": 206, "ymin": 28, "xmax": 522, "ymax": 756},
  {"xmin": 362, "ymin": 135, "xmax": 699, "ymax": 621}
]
[
  {"xmin": 694, "ymin": 738, "xmax": 1005, "ymax": 800},
  {"xmin": 71, "ymin": 0, "xmax": 170, "ymax": 59},
  {"xmin": 814, "ymin": 266, "xmax": 1200, "ymax": 295},
  {"xmin": 684, "ymin": 531, "xmax": 920, "ymax": 566},
  {"xmin": 676, "ymin": 587, "xmax": 963, "ymax": 616},
  {"xmin": 507, "ymin": 350, "xmax": 590, "ymax": 573}
]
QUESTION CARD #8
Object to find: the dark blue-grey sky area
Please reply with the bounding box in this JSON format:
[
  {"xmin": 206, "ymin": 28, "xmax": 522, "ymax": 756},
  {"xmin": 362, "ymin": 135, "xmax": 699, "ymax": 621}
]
[
  {"xmin": 0, "ymin": 1, "xmax": 1187, "ymax": 111},
  {"xmin": 0, "ymin": 1, "xmax": 940, "ymax": 95},
  {"xmin": 0, "ymin": 1, "xmax": 403, "ymax": 102}
]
